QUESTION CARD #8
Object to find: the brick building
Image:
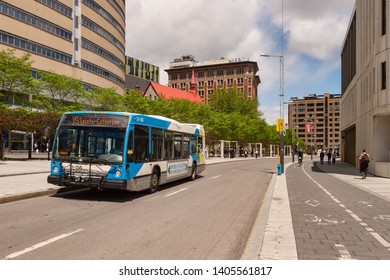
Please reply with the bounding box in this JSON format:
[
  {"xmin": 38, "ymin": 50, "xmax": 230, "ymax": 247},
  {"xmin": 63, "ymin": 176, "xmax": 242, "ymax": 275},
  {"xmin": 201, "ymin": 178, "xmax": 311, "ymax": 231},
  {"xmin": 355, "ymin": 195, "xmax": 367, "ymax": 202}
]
[
  {"xmin": 165, "ymin": 55, "xmax": 260, "ymax": 103},
  {"xmin": 288, "ymin": 93, "xmax": 341, "ymax": 153}
]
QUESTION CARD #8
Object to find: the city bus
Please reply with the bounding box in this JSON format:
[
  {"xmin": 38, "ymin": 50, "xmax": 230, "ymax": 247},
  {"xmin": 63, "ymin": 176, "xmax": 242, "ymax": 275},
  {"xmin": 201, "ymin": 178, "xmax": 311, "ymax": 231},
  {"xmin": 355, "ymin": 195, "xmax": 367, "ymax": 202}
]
[{"xmin": 47, "ymin": 111, "xmax": 206, "ymax": 193}]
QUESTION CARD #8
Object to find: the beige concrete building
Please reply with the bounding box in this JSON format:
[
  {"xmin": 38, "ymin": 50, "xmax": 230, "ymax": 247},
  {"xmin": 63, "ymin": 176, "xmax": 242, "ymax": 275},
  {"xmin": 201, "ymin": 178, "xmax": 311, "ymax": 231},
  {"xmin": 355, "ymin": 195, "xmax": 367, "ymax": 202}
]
[
  {"xmin": 288, "ymin": 93, "xmax": 341, "ymax": 153},
  {"xmin": 0, "ymin": 0, "xmax": 126, "ymax": 94},
  {"xmin": 341, "ymin": 0, "xmax": 390, "ymax": 178},
  {"xmin": 165, "ymin": 55, "xmax": 260, "ymax": 103}
]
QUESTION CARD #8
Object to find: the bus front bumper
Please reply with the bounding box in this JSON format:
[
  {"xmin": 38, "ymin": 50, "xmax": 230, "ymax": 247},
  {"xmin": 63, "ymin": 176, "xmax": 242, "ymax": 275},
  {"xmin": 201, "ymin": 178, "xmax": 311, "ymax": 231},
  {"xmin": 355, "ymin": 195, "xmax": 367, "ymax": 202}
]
[{"xmin": 47, "ymin": 175, "xmax": 127, "ymax": 190}]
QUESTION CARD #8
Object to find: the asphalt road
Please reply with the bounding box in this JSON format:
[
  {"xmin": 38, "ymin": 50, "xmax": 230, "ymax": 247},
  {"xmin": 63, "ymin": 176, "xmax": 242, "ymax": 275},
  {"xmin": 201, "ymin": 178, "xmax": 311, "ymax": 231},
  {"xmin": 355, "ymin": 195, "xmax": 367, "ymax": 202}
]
[{"xmin": 0, "ymin": 159, "xmax": 275, "ymax": 260}]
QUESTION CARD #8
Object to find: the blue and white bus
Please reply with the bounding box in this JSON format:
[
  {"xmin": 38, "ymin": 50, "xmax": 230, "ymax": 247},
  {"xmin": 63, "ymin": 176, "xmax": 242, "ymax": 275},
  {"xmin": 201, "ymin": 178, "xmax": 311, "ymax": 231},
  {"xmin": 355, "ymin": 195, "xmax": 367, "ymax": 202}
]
[{"xmin": 47, "ymin": 111, "xmax": 206, "ymax": 193}]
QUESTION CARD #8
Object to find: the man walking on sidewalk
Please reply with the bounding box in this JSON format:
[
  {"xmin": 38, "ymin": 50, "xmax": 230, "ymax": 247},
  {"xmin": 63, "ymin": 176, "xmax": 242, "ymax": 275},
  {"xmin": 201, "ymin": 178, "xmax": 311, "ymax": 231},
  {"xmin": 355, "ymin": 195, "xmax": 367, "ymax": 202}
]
[{"xmin": 358, "ymin": 149, "xmax": 370, "ymax": 179}]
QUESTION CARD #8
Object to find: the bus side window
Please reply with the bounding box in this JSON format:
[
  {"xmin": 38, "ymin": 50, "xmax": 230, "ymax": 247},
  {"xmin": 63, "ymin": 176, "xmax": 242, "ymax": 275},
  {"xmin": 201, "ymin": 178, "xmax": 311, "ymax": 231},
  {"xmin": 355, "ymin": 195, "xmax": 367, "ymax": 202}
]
[
  {"xmin": 151, "ymin": 128, "xmax": 163, "ymax": 161},
  {"xmin": 134, "ymin": 125, "xmax": 149, "ymax": 162},
  {"xmin": 164, "ymin": 131, "xmax": 174, "ymax": 160},
  {"xmin": 174, "ymin": 133, "xmax": 182, "ymax": 159}
]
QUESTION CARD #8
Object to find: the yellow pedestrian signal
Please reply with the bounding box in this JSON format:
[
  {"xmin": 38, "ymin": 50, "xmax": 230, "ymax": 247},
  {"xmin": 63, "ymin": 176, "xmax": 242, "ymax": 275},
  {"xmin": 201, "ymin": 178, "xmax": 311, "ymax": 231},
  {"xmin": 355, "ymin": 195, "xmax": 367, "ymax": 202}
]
[{"xmin": 276, "ymin": 119, "xmax": 284, "ymax": 132}]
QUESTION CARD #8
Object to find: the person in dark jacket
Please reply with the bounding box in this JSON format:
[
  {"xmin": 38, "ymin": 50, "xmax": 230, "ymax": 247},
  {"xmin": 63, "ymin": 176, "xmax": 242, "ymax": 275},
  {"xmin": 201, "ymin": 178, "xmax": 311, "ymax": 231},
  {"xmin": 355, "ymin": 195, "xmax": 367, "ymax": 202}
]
[{"xmin": 358, "ymin": 149, "xmax": 371, "ymax": 179}]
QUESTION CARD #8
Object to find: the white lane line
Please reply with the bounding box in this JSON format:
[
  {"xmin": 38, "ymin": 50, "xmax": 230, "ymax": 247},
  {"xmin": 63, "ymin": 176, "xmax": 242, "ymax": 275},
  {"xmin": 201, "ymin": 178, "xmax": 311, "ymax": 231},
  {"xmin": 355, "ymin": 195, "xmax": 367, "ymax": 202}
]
[
  {"xmin": 211, "ymin": 175, "xmax": 221, "ymax": 179},
  {"xmin": 302, "ymin": 165, "xmax": 390, "ymax": 253},
  {"xmin": 4, "ymin": 228, "xmax": 84, "ymax": 260},
  {"xmin": 164, "ymin": 188, "xmax": 188, "ymax": 197}
]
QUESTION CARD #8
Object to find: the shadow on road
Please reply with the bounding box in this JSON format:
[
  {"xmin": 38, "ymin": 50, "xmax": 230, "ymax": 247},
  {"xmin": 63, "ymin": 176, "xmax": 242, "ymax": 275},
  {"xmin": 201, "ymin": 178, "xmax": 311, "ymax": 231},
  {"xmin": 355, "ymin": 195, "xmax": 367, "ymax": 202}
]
[{"xmin": 51, "ymin": 176, "xmax": 204, "ymax": 203}]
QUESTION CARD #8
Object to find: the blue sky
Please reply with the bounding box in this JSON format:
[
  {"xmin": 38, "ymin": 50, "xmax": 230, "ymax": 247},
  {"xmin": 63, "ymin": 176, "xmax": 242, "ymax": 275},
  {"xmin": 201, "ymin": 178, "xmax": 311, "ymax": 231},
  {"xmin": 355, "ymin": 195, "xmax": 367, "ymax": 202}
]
[{"xmin": 126, "ymin": 0, "xmax": 355, "ymax": 124}]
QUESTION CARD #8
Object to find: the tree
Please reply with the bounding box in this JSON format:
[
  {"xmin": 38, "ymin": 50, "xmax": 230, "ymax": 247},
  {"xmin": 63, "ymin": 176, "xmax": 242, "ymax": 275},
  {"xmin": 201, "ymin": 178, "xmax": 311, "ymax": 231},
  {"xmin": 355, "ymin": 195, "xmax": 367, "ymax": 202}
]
[
  {"xmin": 34, "ymin": 71, "xmax": 85, "ymax": 111},
  {"xmin": 84, "ymin": 87, "xmax": 125, "ymax": 111},
  {"xmin": 123, "ymin": 90, "xmax": 153, "ymax": 114},
  {"xmin": 0, "ymin": 48, "xmax": 38, "ymax": 105},
  {"xmin": 208, "ymin": 88, "xmax": 259, "ymax": 117}
]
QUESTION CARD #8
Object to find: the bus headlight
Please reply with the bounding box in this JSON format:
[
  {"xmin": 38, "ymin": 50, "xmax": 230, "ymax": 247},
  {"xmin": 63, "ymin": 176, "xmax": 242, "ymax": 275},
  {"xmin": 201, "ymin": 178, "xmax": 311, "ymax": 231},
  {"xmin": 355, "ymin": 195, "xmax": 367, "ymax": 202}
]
[{"xmin": 115, "ymin": 170, "xmax": 121, "ymax": 177}]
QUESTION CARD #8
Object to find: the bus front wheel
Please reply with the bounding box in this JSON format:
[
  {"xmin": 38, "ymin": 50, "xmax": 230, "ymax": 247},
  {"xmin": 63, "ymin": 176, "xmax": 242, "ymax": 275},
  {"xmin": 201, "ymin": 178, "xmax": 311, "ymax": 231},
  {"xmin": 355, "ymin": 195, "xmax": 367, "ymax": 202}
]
[{"xmin": 148, "ymin": 169, "xmax": 159, "ymax": 194}]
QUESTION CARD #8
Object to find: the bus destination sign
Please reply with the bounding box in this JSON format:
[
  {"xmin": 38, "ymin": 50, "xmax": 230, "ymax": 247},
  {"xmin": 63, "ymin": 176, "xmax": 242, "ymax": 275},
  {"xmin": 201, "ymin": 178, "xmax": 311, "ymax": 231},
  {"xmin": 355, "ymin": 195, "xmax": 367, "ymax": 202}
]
[{"xmin": 61, "ymin": 114, "xmax": 129, "ymax": 128}]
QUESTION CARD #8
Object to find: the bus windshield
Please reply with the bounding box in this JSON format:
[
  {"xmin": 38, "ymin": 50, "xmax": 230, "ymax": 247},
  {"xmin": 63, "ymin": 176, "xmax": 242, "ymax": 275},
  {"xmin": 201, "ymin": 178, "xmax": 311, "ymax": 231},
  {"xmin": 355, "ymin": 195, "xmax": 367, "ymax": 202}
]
[{"xmin": 52, "ymin": 126, "xmax": 126, "ymax": 164}]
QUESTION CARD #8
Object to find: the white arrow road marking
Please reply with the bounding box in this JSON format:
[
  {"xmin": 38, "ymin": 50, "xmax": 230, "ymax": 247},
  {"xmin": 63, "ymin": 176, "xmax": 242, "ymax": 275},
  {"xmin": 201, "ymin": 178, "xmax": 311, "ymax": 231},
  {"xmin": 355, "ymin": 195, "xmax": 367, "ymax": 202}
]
[{"xmin": 4, "ymin": 228, "xmax": 84, "ymax": 260}]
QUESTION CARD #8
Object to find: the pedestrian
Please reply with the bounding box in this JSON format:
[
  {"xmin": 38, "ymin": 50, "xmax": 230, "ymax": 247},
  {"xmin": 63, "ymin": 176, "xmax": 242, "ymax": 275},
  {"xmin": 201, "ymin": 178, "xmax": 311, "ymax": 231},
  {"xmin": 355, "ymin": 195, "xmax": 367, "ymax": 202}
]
[
  {"xmin": 358, "ymin": 149, "xmax": 370, "ymax": 179},
  {"xmin": 327, "ymin": 149, "xmax": 332, "ymax": 165},
  {"xmin": 34, "ymin": 142, "xmax": 39, "ymax": 153},
  {"xmin": 320, "ymin": 150, "xmax": 325, "ymax": 164},
  {"xmin": 332, "ymin": 150, "xmax": 337, "ymax": 164},
  {"xmin": 255, "ymin": 150, "xmax": 258, "ymax": 159}
]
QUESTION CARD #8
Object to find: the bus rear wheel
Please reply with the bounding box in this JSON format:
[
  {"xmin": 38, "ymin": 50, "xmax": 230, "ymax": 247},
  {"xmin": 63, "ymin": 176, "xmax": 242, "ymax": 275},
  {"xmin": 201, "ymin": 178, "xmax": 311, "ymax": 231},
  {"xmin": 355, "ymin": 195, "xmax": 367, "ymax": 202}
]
[{"xmin": 148, "ymin": 169, "xmax": 159, "ymax": 194}]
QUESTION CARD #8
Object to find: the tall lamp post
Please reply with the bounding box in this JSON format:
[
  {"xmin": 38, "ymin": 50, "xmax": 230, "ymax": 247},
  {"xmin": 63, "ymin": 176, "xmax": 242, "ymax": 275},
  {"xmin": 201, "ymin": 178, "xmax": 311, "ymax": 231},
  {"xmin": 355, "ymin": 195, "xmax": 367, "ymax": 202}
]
[{"xmin": 261, "ymin": 53, "xmax": 285, "ymax": 173}]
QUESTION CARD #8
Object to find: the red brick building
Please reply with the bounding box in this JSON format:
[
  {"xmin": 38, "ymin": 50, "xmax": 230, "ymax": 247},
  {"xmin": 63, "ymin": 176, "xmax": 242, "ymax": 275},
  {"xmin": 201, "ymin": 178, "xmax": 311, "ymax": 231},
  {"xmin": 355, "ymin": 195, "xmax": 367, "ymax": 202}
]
[{"xmin": 165, "ymin": 55, "xmax": 260, "ymax": 103}]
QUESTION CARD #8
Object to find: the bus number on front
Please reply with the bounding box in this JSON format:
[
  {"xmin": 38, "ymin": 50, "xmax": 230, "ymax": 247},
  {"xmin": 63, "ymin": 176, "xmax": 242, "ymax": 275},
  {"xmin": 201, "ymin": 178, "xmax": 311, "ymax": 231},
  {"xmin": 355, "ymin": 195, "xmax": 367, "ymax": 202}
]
[{"xmin": 134, "ymin": 117, "xmax": 144, "ymax": 123}]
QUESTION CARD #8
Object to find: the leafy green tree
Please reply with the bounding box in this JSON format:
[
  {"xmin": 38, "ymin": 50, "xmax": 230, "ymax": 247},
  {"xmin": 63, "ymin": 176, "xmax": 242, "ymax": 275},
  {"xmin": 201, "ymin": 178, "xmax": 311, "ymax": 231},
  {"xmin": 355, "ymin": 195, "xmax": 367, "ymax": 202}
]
[
  {"xmin": 84, "ymin": 87, "xmax": 125, "ymax": 111},
  {"xmin": 33, "ymin": 71, "xmax": 85, "ymax": 111},
  {"xmin": 208, "ymin": 88, "xmax": 259, "ymax": 117},
  {"xmin": 0, "ymin": 48, "xmax": 38, "ymax": 105},
  {"xmin": 123, "ymin": 90, "xmax": 153, "ymax": 114}
]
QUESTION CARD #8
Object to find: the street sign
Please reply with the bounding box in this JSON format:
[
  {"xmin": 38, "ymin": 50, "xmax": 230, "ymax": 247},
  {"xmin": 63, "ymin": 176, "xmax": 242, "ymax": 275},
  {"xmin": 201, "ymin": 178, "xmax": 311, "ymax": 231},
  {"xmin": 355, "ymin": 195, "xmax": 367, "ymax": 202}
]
[{"xmin": 276, "ymin": 119, "xmax": 284, "ymax": 132}]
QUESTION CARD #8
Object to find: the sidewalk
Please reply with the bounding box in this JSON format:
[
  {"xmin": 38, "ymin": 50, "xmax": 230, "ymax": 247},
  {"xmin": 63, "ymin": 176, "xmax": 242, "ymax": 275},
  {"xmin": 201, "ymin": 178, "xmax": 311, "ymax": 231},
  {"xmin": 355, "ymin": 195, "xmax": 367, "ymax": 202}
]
[{"xmin": 243, "ymin": 158, "xmax": 390, "ymax": 260}]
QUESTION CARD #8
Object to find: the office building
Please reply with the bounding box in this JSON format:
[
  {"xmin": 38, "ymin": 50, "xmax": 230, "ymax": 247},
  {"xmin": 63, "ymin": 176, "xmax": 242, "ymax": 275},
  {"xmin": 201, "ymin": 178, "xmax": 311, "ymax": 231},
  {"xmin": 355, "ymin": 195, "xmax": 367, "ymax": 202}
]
[
  {"xmin": 0, "ymin": 0, "xmax": 126, "ymax": 95},
  {"xmin": 341, "ymin": 0, "xmax": 390, "ymax": 178},
  {"xmin": 125, "ymin": 56, "xmax": 160, "ymax": 92},
  {"xmin": 165, "ymin": 55, "xmax": 260, "ymax": 103},
  {"xmin": 288, "ymin": 93, "xmax": 341, "ymax": 153}
]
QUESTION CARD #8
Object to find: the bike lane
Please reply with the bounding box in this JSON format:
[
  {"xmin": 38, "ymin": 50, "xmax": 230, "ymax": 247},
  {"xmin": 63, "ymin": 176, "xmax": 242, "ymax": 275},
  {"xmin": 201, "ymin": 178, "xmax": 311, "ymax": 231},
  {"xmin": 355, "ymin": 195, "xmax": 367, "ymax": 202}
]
[{"xmin": 286, "ymin": 161, "xmax": 390, "ymax": 260}]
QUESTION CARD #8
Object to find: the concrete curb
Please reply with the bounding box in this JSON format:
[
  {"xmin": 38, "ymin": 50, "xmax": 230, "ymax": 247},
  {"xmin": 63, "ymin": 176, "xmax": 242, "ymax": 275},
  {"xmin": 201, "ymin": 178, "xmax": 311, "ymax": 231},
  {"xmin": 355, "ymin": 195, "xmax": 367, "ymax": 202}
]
[
  {"xmin": 0, "ymin": 189, "xmax": 60, "ymax": 204},
  {"xmin": 0, "ymin": 172, "xmax": 50, "ymax": 178},
  {"xmin": 242, "ymin": 162, "xmax": 297, "ymax": 260}
]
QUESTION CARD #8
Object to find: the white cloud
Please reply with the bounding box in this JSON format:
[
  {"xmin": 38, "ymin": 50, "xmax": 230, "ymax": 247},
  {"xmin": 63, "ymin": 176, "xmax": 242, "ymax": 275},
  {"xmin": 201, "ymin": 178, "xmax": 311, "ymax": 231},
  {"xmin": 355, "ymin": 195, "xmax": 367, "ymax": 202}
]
[{"xmin": 125, "ymin": 0, "xmax": 356, "ymax": 125}]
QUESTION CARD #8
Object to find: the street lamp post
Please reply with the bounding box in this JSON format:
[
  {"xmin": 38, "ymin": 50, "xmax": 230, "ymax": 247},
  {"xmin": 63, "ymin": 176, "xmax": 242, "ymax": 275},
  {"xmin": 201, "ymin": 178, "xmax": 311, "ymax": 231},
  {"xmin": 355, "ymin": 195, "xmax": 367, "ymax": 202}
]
[{"xmin": 261, "ymin": 53, "xmax": 285, "ymax": 173}]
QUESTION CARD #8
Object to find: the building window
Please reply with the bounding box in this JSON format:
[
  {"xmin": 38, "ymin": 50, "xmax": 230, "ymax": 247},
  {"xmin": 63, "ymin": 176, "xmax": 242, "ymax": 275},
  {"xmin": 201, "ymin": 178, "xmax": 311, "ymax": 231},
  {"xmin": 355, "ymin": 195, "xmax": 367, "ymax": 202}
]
[
  {"xmin": 198, "ymin": 81, "xmax": 204, "ymax": 87},
  {"xmin": 207, "ymin": 70, "xmax": 214, "ymax": 77},
  {"xmin": 207, "ymin": 80, "xmax": 214, "ymax": 87},
  {"xmin": 227, "ymin": 69, "xmax": 234, "ymax": 75},
  {"xmin": 237, "ymin": 77, "xmax": 244, "ymax": 84},
  {"xmin": 0, "ymin": 31, "xmax": 72, "ymax": 64},
  {"xmin": 217, "ymin": 70, "xmax": 224, "ymax": 76},
  {"xmin": 179, "ymin": 73, "xmax": 186, "ymax": 79},
  {"xmin": 381, "ymin": 61, "xmax": 387, "ymax": 90},
  {"xmin": 237, "ymin": 68, "xmax": 244, "ymax": 74},
  {"xmin": 0, "ymin": 2, "xmax": 72, "ymax": 41},
  {"xmin": 198, "ymin": 72, "xmax": 204, "ymax": 78}
]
